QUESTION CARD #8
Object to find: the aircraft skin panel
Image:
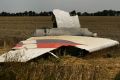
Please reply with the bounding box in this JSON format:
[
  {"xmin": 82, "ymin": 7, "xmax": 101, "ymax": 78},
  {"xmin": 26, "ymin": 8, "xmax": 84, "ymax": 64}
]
[
  {"xmin": 34, "ymin": 28, "xmax": 94, "ymax": 37},
  {"xmin": 28, "ymin": 36, "xmax": 119, "ymax": 52},
  {"xmin": 53, "ymin": 9, "xmax": 80, "ymax": 28},
  {"xmin": 0, "ymin": 48, "xmax": 55, "ymax": 62},
  {"xmin": 0, "ymin": 36, "xmax": 119, "ymax": 62},
  {"xmin": 0, "ymin": 9, "xmax": 119, "ymax": 62},
  {"xmin": 71, "ymin": 16, "xmax": 81, "ymax": 28}
]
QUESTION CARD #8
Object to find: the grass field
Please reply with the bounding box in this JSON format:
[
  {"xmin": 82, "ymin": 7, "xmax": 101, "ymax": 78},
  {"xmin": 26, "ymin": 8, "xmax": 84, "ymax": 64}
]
[
  {"xmin": 0, "ymin": 16, "xmax": 120, "ymax": 39},
  {"xmin": 0, "ymin": 16, "xmax": 120, "ymax": 80}
]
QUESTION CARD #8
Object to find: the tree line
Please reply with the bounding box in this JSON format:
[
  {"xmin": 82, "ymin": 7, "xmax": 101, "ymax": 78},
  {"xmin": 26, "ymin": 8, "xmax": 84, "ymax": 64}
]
[
  {"xmin": 0, "ymin": 10, "xmax": 120, "ymax": 16},
  {"xmin": 0, "ymin": 11, "xmax": 53, "ymax": 16},
  {"xmin": 70, "ymin": 10, "xmax": 120, "ymax": 16}
]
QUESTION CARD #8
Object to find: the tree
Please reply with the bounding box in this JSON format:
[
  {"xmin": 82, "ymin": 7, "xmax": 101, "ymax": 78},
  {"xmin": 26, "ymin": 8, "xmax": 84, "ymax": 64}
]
[
  {"xmin": 70, "ymin": 10, "xmax": 77, "ymax": 16},
  {"xmin": 77, "ymin": 12, "xmax": 82, "ymax": 16},
  {"xmin": 82, "ymin": 12, "xmax": 90, "ymax": 16}
]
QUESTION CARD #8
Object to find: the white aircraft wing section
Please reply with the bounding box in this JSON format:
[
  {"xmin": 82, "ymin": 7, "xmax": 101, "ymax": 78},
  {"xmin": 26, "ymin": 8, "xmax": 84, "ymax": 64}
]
[
  {"xmin": 53, "ymin": 9, "xmax": 81, "ymax": 28},
  {"xmin": 28, "ymin": 36, "xmax": 119, "ymax": 52},
  {"xmin": 0, "ymin": 48, "xmax": 55, "ymax": 62},
  {"xmin": 0, "ymin": 36, "xmax": 119, "ymax": 62}
]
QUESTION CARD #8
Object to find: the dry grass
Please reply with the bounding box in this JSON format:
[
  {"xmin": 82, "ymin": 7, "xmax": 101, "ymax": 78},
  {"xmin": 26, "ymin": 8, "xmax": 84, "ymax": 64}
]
[
  {"xmin": 0, "ymin": 56, "xmax": 120, "ymax": 80},
  {"xmin": 0, "ymin": 16, "xmax": 120, "ymax": 80}
]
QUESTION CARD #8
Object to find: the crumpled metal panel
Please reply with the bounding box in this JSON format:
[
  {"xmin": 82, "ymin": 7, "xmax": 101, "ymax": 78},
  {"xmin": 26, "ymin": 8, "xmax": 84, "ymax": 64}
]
[
  {"xmin": 53, "ymin": 9, "xmax": 81, "ymax": 28},
  {"xmin": 34, "ymin": 28, "xmax": 94, "ymax": 36},
  {"xmin": 0, "ymin": 48, "xmax": 55, "ymax": 62},
  {"xmin": 0, "ymin": 36, "xmax": 119, "ymax": 62}
]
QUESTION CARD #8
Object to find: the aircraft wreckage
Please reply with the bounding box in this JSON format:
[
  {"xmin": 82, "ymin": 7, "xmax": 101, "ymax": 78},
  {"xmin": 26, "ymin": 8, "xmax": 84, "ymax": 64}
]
[{"xmin": 0, "ymin": 9, "xmax": 119, "ymax": 62}]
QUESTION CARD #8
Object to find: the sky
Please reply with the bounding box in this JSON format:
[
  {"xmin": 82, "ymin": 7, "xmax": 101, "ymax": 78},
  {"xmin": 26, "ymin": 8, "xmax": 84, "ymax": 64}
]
[{"xmin": 0, "ymin": 0, "xmax": 120, "ymax": 13}]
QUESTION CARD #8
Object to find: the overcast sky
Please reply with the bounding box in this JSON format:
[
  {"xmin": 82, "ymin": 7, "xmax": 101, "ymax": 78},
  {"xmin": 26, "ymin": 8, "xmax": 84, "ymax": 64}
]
[{"xmin": 0, "ymin": 0, "xmax": 119, "ymax": 13}]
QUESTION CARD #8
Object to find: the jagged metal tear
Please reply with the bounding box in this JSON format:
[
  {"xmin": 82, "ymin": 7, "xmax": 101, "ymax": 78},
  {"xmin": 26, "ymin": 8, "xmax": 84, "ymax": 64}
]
[
  {"xmin": 0, "ymin": 9, "xmax": 119, "ymax": 62},
  {"xmin": 33, "ymin": 9, "xmax": 96, "ymax": 37},
  {"xmin": 34, "ymin": 28, "xmax": 94, "ymax": 37}
]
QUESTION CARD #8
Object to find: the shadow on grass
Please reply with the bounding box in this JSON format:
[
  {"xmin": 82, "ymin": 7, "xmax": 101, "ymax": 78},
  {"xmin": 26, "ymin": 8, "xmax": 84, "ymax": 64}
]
[
  {"xmin": 115, "ymin": 72, "xmax": 120, "ymax": 80},
  {"xmin": 0, "ymin": 69, "xmax": 16, "ymax": 80}
]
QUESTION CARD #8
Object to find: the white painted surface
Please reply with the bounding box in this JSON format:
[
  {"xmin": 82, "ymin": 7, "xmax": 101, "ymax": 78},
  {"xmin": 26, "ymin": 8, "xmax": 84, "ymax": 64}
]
[
  {"xmin": 0, "ymin": 48, "xmax": 55, "ymax": 62},
  {"xmin": 53, "ymin": 9, "xmax": 81, "ymax": 28},
  {"xmin": 35, "ymin": 28, "xmax": 94, "ymax": 36},
  {"xmin": 21, "ymin": 40, "xmax": 37, "ymax": 44},
  {"xmin": 71, "ymin": 15, "xmax": 81, "ymax": 28},
  {"xmin": 12, "ymin": 44, "xmax": 37, "ymax": 50},
  {"xmin": 0, "ymin": 36, "xmax": 119, "ymax": 62},
  {"xmin": 29, "ymin": 36, "xmax": 119, "ymax": 52}
]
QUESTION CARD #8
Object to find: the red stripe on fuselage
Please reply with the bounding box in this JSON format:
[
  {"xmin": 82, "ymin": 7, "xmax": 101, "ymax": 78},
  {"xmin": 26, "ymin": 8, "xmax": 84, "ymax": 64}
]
[
  {"xmin": 15, "ymin": 44, "xmax": 22, "ymax": 48},
  {"xmin": 37, "ymin": 43, "xmax": 79, "ymax": 48}
]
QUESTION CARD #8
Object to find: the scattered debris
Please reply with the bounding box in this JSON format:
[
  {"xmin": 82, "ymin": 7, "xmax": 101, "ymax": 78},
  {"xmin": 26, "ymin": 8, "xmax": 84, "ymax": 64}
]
[{"xmin": 0, "ymin": 9, "xmax": 119, "ymax": 62}]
